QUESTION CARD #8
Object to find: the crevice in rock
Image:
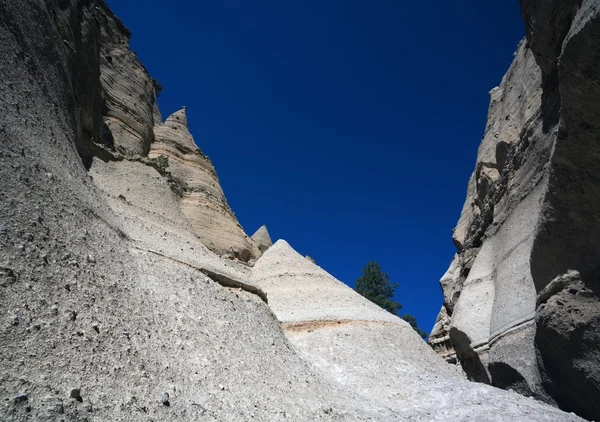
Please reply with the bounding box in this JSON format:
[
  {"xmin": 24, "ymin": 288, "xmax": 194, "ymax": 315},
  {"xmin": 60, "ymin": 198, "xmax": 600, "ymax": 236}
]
[{"xmin": 131, "ymin": 246, "xmax": 268, "ymax": 304}]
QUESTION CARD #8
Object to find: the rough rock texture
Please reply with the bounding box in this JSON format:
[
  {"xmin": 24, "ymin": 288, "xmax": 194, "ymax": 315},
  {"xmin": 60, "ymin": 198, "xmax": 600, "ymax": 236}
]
[
  {"xmin": 428, "ymin": 306, "xmax": 457, "ymax": 364},
  {"xmin": 0, "ymin": 0, "xmax": 591, "ymax": 421},
  {"xmin": 251, "ymin": 225, "xmax": 273, "ymax": 253},
  {"xmin": 430, "ymin": 1, "xmax": 600, "ymax": 419},
  {"xmin": 252, "ymin": 241, "xmax": 581, "ymax": 421},
  {"xmin": 149, "ymin": 108, "xmax": 261, "ymax": 262},
  {"xmin": 88, "ymin": 157, "xmax": 265, "ymax": 301},
  {"xmin": 0, "ymin": 2, "xmax": 375, "ymax": 420},
  {"xmin": 98, "ymin": 3, "xmax": 156, "ymax": 156}
]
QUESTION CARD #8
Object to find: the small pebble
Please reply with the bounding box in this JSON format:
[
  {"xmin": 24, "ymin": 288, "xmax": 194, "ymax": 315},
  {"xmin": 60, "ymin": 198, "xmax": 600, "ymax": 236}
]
[
  {"xmin": 70, "ymin": 388, "xmax": 83, "ymax": 403},
  {"xmin": 13, "ymin": 394, "xmax": 28, "ymax": 404}
]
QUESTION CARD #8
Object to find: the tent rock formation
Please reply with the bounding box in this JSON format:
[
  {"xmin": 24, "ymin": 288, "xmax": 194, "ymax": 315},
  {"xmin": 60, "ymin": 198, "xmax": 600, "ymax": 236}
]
[
  {"xmin": 149, "ymin": 107, "xmax": 261, "ymax": 262},
  {"xmin": 251, "ymin": 225, "xmax": 273, "ymax": 253},
  {"xmin": 0, "ymin": 0, "xmax": 593, "ymax": 420}
]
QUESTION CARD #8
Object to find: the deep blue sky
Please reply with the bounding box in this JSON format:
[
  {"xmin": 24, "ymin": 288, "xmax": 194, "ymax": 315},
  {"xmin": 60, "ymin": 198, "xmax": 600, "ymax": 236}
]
[{"xmin": 106, "ymin": 0, "xmax": 524, "ymax": 333}]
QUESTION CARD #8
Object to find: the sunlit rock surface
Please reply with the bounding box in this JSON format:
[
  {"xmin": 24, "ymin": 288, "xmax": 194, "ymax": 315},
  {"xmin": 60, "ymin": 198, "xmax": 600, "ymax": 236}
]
[
  {"xmin": 251, "ymin": 225, "xmax": 273, "ymax": 253},
  {"xmin": 0, "ymin": 0, "xmax": 591, "ymax": 420},
  {"xmin": 149, "ymin": 107, "xmax": 261, "ymax": 262},
  {"xmin": 430, "ymin": 2, "xmax": 600, "ymax": 419}
]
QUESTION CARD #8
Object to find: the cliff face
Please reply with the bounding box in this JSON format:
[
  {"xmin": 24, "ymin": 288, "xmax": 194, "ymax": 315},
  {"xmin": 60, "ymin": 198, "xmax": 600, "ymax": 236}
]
[
  {"xmin": 149, "ymin": 108, "xmax": 261, "ymax": 262},
  {"xmin": 98, "ymin": 4, "xmax": 156, "ymax": 156},
  {"xmin": 430, "ymin": 1, "xmax": 600, "ymax": 419},
  {"xmin": 0, "ymin": 2, "xmax": 340, "ymax": 420},
  {"xmin": 0, "ymin": 0, "xmax": 591, "ymax": 421}
]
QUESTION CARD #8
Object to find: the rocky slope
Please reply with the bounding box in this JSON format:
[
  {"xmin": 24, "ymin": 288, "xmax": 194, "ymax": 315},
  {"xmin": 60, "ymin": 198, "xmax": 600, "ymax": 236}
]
[
  {"xmin": 0, "ymin": 0, "xmax": 591, "ymax": 421},
  {"xmin": 251, "ymin": 241, "xmax": 580, "ymax": 421},
  {"xmin": 429, "ymin": 1, "xmax": 600, "ymax": 419}
]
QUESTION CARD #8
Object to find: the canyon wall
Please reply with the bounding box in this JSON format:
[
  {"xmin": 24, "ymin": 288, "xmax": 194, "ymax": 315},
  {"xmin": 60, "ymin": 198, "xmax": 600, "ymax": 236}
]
[
  {"xmin": 0, "ymin": 0, "xmax": 591, "ymax": 420},
  {"xmin": 148, "ymin": 107, "xmax": 261, "ymax": 262},
  {"xmin": 429, "ymin": 1, "xmax": 600, "ymax": 419}
]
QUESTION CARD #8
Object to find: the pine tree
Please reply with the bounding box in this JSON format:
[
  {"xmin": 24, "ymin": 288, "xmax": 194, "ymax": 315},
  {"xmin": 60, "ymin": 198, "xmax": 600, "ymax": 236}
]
[
  {"xmin": 401, "ymin": 314, "xmax": 428, "ymax": 339},
  {"xmin": 355, "ymin": 261, "xmax": 401, "ymax": 315},
  {"xmin": 355, "ymin": 261, "xmax": 428, "ymax": 339}
]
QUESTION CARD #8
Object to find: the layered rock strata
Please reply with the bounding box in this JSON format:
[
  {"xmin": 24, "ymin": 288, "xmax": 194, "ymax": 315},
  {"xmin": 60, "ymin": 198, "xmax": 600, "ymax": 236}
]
[
  {"xmin": 251, "ymin": 241, "xmax": 581, "ymax": 420},
  {"xmin": 0, "ymin": 0, "xmax": 591, "ymax": 420},
  {"xmin": 149, "ymin": 108, "xmax": 260, "ymax": 262},
  {"xmin": 98, "ymin": 4, "xmax": 156, "ymax": 156},
  {"xmin": 0, "ymin": 2, "xmax": 365, "ymax": 420},
  {"xmin": 430, "ymin": 2, "xmax": 600, "ymax": 419}
]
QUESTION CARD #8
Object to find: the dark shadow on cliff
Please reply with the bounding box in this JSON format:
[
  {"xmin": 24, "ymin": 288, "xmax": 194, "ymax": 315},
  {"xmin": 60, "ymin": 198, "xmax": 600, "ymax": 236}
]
[
  {"xmin": 488, "ymin": 362, "xmax": 533, "ymax": 397},
  {"xmin": 450, "ymin": 328, "xmax": 490, "ymax": 384},
  {"xmin": 535, "ymin": 270, "xmax": 600, "ymax": 421}
]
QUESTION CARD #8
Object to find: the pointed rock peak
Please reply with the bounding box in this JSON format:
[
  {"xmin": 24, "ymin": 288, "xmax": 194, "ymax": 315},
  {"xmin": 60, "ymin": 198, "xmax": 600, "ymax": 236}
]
[
  {"xmin": 154, "ymin": 106, "xmax": 199, "ymax": 152},
  {"xmin": 258, "ymin": 239, "xmax": 303, "ymax": 263},
  {"xmin": 271, "ymin": 238, "xmax": 292, "ymax": 250},
  {"xmin": 251, "ymin": 225, "xmax": 273, "ymax": 253},
  {"xmin": 164, "ymin": 106, "xmax": 189, "ymax": 130}
]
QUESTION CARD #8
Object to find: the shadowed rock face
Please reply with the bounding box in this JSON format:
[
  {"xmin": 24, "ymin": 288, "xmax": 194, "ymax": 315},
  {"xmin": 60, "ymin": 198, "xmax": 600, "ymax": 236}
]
[
  {"xmin": 251, "ymin": 225, "xmax": 273, "ymax": 253},
  {"xmin": 430, "ymin": 1, "xmax": 600, "ymax": 418},
  {"xmin": 149, "ymin": 108, "xmax": 261, "ymax": 262},
  {"xmin": 98, "ymin": 3, "xmax": 156, "ymax": 156}
]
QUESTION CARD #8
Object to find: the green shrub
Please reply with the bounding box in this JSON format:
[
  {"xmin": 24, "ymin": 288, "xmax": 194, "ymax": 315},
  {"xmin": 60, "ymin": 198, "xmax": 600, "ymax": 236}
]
[{"xmin": 154, "ymin": 155, "xmax": 169, "ymax": 171}]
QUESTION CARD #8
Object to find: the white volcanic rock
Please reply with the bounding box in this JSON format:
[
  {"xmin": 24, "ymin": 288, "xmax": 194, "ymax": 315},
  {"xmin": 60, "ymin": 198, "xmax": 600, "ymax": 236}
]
[
  {"xmin": 431, "ymin": 2, "xmax": 600, "ymax": 419},
  {"xmin": 149, "ymin": 108, "xmax": 261, "ymax": 262},
  {"xmin": 428, "ymin": 305, "xmax": 457, "ymax": 364},
  {"xmin": 0, "ymin": 4, "xmax": 392, "ymax": 421},
  {"xmin": 252, "ymin": 241, "xmax": 581, "ymax": 421},
  {"xmin": 252, "ymin": 240, "xmax": 401, "ymax": 323},
  {"xmin": 98, "ymin": 8, "xmax": 156, "ymax": 156},
  {"xmin": 251, "ymin": 225, "xmax": 273, "ymax": 253},
  {"xmin": 89, "ymin": 158, "xmax": 261, "ymax": 298},
  {"xmin": 0, "ymin": 0, "xmax": 594, "ymax": 420}
]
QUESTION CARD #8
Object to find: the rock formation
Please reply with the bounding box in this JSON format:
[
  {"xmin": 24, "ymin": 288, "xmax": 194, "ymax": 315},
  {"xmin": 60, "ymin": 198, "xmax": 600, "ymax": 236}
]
[
  {"xmin": 429, "ymin": 1, "xmax": 600, "ymax": 419},
  {"xmin": 428, "ymin": 305, "xmax": 457, "ymax": 364},
  {"xmin": 98, "ymin": 6, "xmax": 156, "ymax": 156},
  {"xmin": 251, "ymin": 225, "xmax": 273, "ymax": 253},
  {"xmin": 0, "ymin": 0, "xmax": 591, "ymax": 420},
  {"xmin": 251, "ymin": 241, "xmax": 580, "ymax": 420},
  {"xmin": 149, "ymin": 107, "xmax": 260, "ymax": 262}
]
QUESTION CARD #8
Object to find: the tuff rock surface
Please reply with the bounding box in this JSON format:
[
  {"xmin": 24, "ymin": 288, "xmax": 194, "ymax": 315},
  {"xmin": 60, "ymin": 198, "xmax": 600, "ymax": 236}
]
[
  {"xmin": 251, "ymin": 241, "xmax": 581, "ymax": 421},
  {"xmin": 429, "ymin": 1, "xmax": 600, "ymax": 419},
  {"xmin": 251, "ymin": 224, "xmax": 273, "ymax": 253},
  {"xmin": 149, "ymin": 107, "xmax": 261, "ymax": 262},
  {"xmin": 0, "ymin": 0, "xmax": 591, "ymax": 421},
  {"xmin": 98, "ymin": 3, "xmax": 156, "ymax": 156}
]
